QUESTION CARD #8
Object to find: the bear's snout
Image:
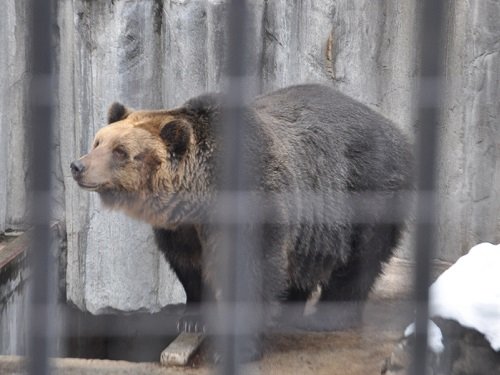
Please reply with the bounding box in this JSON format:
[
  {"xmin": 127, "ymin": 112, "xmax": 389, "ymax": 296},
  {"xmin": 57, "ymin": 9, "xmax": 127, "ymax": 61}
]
[{"xmin": 70, "ymin": 159, "xmax": 86, "ymax": 178}]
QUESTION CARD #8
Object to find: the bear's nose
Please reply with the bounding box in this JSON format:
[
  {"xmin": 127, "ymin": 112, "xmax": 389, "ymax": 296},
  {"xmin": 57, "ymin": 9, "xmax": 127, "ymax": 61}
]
[{"xmin": 70, "ymin": 160, "xmax": 85, "ymax": 177}]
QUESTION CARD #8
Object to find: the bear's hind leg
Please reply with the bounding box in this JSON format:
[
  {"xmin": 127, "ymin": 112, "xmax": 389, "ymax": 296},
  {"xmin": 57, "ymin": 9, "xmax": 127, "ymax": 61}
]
[{"xmin": 303, "ymin": 224, "xmax": 403, "ymax": 331}]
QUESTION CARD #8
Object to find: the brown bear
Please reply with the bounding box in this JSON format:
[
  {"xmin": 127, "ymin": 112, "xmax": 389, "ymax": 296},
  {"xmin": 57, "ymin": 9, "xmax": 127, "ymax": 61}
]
[{"xmin": 71, "ymin": 84, "xmax": 413, "ymax": 362}]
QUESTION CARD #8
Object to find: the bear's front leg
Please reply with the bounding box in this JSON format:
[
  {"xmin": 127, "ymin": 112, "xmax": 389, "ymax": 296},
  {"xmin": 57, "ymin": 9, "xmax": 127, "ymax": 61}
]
[
  {"xmin": 153, "ymin": 226, "xmax": 211, "ymax": 334},
  {"xmin": 176, "ymin": 310, "xmax": 207, "ymax": 334},
  {"xmin": 198, "ymin": 225, "xmax": 287, "ymax": 363},
  {"xmin": 172, "ymin": 269, "xmax": 214, "ymax": 334},
  {"xmin": 170, "ymin": 266, "xmax": 206, "ymax": 334}
]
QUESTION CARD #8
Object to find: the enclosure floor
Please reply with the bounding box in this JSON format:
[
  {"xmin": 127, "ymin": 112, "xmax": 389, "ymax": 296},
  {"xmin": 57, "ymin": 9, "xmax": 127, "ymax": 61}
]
[{"xmin": 0, "ymin": 258, "xmax": 450, "ymax": 375}]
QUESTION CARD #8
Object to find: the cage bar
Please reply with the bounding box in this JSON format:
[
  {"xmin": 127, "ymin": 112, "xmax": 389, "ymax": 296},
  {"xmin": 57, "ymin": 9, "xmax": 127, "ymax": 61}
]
[
  {"xmin": 412, "ymin": 1, "xmax": 445, "ymax": 374},
  {"xmin": 216, "ymin": 0, "xmax": 261, "ymax": 373},
  {"xmin": 27, "ymin": 0, "xmax": 55, "ymax": 374}
]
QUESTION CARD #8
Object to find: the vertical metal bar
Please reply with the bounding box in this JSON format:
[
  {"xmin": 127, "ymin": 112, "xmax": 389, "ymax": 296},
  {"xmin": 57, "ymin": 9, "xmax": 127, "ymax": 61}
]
[
  {"xmin": 27, "ymin": 0, "xmax": 54, "ymax": 374},
  {"xmin": 217, "ymin": 0, "xmax": 255, "ymax": 373},
  {"xmin": 412, "ymin": 1, "xmax": 445, "ymax": 375}
]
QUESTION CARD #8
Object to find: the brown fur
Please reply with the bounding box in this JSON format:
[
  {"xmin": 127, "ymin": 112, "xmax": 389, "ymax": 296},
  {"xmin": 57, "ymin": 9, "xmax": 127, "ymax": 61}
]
[
  {"xmin": 72, "ymin": 85, "xmax": 413, "ymax": 362},
  {"xmin": 73, "ymin": 109, "xmax": 204, "ymax": 229}
]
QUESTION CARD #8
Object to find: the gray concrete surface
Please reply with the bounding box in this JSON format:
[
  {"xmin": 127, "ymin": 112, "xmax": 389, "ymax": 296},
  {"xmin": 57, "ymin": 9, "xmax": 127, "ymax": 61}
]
[
  {"xmin": 0, "ymin": 355, "xmax": 204, "ymax": 375},
  {"xmin": 0, "ymin": 234, "xmax": 29, "ymax": 356},
  {"xmin": 1, "ymin": 1, "xmax": 499, "ymax": 315},
  {"xmin": 0, "ymin": 1, "xmax": 30, "ymax": 234},
  {"xmin": 438, "ymin": 0, "xmax": 500, "ymax": 261},
  {"xmin": 0, "ymin": 258, "xmax": 438, "ymax": 374}
]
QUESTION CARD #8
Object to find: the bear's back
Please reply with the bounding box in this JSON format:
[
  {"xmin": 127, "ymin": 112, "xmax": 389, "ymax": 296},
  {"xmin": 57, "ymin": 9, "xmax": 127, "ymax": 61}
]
[
  {"xmin": 250, "ymin": 84, "xmax": 413, "ymax": 291},
  {"xmin": 251, "ymin": 84, "xmax": 413, "ymax": 195}
]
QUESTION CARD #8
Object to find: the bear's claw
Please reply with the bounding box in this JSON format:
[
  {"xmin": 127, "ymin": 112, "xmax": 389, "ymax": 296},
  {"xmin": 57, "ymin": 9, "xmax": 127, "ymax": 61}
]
[{"xmin": 176, "ymin": 314, "xmax": 206, "ymax": 334}]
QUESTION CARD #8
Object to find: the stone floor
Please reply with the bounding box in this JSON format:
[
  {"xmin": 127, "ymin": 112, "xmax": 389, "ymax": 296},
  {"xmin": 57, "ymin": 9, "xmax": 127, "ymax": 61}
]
[
  {"xmin": 0, "ymin": 257, "xmax": 451, "ymax": 375},
  {"xmin": 0, "ymin": 301, "xmax": 412, "ymax": 375}
]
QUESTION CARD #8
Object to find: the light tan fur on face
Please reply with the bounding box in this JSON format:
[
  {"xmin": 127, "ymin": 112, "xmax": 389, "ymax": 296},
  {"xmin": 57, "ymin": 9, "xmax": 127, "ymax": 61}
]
[
  {"xmin": 75, "ymin": 110, "xmax": 204, "ymax": 228},
  {"xmin": 77, "ymin": 120, "xmax": 166, "ymax": 191}
]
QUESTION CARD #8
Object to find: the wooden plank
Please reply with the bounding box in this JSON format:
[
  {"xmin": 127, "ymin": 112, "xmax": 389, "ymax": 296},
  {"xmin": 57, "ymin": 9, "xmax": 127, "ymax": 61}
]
[
  {"xmin": 0, "ymin": 232, "xmax": 28, "ymax": 269},
  {"xmin": 160, "ymin": 332, "xmax": 205, "ymax": 367}
]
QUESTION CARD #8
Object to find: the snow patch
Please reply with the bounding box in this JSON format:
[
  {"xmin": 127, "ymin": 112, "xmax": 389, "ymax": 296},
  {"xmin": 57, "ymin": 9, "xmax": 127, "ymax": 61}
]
[
  {"xmin": 404, "ymin": 320, "xmax": 444, "ymax": 353},
  {"xmin": 430, "ymin": 242, "xmax": 500, "ymax": 351}
]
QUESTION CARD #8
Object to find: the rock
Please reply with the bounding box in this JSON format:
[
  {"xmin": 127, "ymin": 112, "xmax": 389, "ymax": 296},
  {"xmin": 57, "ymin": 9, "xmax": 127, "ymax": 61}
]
[
  {"xmin": 435, "ymin": 318, "xmax": 500, "ymax": 375},
  {"xmin": 382, "ymin": 318, "xmax": 500, "ymax": 375}
]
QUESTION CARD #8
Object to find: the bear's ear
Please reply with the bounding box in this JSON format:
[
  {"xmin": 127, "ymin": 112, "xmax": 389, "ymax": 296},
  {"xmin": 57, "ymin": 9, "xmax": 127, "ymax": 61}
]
[
  {"xmin": 107, "ymin": 102, "xmax": 130, "ymax": 124},
  {"xmin": 159, "ymin": 119, "xmax": 191, "ymax": 159}
]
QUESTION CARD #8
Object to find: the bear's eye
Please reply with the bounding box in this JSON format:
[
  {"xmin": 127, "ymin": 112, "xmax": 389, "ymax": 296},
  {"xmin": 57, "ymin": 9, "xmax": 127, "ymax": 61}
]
[
  {"xmin": 93, "ymin": 140, "xmax": 100, "ymax": 148},
  {"xmin": 134, "ymin": 152, "xmax": 145, "ymax": 162},
  {"xmin": 113, "ymin": 146, "xmax": 128, "ymax": 160}
]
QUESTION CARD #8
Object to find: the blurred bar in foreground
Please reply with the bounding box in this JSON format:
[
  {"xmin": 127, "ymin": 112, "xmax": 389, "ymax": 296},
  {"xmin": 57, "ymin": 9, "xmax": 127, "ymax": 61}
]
[{"xmin": 412, "ymin": 1, "xmax": 446, "ymax": 375}]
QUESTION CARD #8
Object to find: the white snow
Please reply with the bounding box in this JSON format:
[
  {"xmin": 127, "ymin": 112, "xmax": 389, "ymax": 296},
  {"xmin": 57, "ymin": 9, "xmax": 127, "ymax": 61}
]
[
  {"xmin": 404, "ymin": 320, "xmax": 444, "ymax": 353},
  {"xmin": 430, "ymin": 242, "xmax": 500, "ymax": 351}
]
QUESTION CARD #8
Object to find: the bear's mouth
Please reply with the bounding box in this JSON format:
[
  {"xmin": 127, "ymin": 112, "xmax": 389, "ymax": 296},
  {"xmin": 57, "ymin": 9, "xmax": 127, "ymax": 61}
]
[{"xmin": 77, "ymin": 182, "xmax": 101, "ymax": 191}]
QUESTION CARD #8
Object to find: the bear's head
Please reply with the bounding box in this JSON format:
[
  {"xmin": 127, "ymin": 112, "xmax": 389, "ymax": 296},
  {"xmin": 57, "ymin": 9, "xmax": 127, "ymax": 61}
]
[{"xmin": 70, "ymin": 102, "xmax": 207, "ymax": 228}]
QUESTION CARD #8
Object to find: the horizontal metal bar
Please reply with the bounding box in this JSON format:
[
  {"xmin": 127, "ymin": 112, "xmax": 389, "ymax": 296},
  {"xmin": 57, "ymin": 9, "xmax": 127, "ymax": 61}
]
[{"xmin": 120, "ymin": 190, "xmax": 422, "ymax": 225}]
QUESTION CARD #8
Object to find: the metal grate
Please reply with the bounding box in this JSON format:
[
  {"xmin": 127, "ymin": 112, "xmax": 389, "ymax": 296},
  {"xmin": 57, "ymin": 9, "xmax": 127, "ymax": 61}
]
[{"xmin": 22, "ymin": 0, "xmax": 446, "ymax": 374}]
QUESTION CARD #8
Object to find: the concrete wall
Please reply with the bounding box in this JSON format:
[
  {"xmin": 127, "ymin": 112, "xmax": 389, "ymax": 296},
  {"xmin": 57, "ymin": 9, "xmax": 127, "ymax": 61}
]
[
  {"xmin": 0, "ymin": 281, "xmax": 28, "ymax": 356},
  {"xmin": 1, "ymin": 0, "xmax": 499, "ymax": 313},
  {"xmin": 0, "ymin": 1, "xmax": 31, "ymax": 234},
  {"xmin": 0, "ymin": 236, "xmax": 29, "ymax": 356},
  {"xmin": 439, "ymin": 0, "xmax": 500, "ymax": 261}
]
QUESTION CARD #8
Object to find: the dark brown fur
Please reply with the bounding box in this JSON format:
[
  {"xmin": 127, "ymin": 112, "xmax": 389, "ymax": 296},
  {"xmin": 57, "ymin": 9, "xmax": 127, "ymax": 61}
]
[{"xmin": 71, "ymin": 84, "xmax": 413, "ymax": 362}]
